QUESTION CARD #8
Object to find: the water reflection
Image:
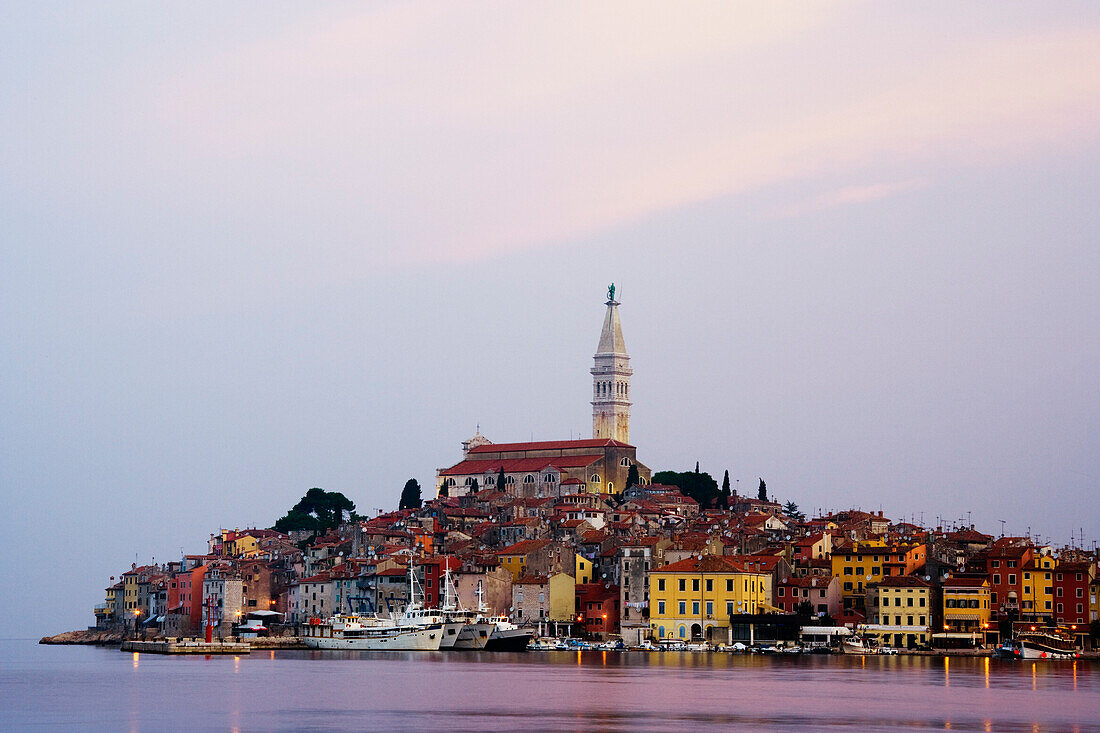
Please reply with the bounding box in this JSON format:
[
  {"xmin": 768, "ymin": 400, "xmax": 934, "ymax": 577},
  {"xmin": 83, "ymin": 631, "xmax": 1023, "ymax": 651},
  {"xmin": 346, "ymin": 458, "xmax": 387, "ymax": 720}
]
[
  {"xmin": 131, "ymin": 651, "xmax": 139, "ymax": 669},
  {"xmin": 8, "ymin": 642, "xmax": 1098, "ymax": 733}
]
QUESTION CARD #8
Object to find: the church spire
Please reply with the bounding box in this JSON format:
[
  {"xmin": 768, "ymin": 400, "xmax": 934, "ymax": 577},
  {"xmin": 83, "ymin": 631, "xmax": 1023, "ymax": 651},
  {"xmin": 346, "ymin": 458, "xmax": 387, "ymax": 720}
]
[{"xmin": 591, "ymin": 284, "xmax": 632, "ymax": 443}]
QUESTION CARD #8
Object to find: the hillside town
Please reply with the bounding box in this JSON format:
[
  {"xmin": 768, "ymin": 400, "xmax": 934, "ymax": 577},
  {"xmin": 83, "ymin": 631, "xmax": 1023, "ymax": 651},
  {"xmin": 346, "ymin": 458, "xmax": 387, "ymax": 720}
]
[{"xmin": 92, "ymin": 289, "xmax": 1100, "ymax": 652}]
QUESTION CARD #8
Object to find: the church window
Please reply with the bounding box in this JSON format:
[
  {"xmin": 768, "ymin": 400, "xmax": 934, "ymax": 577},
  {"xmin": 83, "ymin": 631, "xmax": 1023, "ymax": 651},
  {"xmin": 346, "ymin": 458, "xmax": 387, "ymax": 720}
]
[
  {"xmin": 505, "ymin": 476, "xmax": 515, "ymax": 485},
  {"xmin": 589, "ymin": 474, "xmax": 600, "ymax": 483},
  {"xmin": 544, "ymin": 473, "xmax": 557, "ymax": 483},
  {"xmin": 607, "ymin": 483, "xmax": 614, "ymax": 492},
  {"xmin": 464, "ymin": 477, "xmax": 475, "ymax": 485},
  {"xmin": 620, "ymin": 458, "xmax": 631, "ymax": 466},
  {"xmin": 485, "ymin": 475, "xmax": 495, "ymax": 485},
  {"xmin": 523, "ymin": 475, "xmax": 535, "ymax": 484}
]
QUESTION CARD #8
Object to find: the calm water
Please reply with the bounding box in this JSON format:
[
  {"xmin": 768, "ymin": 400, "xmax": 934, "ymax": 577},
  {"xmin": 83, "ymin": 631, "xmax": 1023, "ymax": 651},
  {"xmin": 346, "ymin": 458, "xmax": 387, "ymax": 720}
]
[{"xmin": 2, "ymin": 640, "xmax": 1098, "ymax": 732}]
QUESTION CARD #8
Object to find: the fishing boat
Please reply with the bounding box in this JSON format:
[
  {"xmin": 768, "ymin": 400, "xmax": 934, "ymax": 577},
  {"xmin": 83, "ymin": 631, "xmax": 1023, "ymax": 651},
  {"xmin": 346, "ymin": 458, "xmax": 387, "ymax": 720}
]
[
  {"xmin": 995, "ymin": 626, "xmax": 1079, "ymax": 660},
  {"xmin": 442, "ymin": 573, "xmax": 494, "ymax": 650}
]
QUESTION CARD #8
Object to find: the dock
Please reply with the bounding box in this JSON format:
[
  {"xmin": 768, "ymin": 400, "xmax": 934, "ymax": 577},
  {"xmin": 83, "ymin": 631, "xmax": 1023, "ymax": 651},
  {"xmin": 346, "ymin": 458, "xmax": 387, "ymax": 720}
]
[{"xmin": 121, "ymin": 638, "xmax": 251, "ymax": 654}]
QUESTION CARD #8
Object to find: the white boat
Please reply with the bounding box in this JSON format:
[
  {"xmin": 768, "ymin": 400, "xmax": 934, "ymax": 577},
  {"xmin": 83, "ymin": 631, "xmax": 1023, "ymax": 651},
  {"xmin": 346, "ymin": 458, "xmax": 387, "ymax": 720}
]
[
  {"xmin": 441, "ymin": 574, "xmax": 494, "ymax": 650},
  {"xmin": 302, "ymin": 561, "xmax": 451, "ymax": 652},
  {"xmin": 840, "ymin": 636, "xmax": 869, "ymax": 654},
  {"xmin": 485, "ymin": 617, "xmax": 534, "ymax": 651},
  {"xmin": 301, "ymin": 613, "xmax": 445, "ymax": 651}
]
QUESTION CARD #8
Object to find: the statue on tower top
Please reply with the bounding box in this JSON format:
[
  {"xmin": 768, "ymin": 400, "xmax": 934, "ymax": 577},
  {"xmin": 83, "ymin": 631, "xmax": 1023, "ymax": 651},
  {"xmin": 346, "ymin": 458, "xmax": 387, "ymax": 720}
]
[{"xmin": 607, "ymin": 283, "xmax": 616, "ymax": 302}]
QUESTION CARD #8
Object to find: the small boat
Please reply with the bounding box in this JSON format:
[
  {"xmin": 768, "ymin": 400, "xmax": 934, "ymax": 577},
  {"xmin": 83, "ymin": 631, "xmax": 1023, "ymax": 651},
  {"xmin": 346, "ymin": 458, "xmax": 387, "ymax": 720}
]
[{"xmin": 840, "ymin": 636, "xmax": 869, "ymax": 654}]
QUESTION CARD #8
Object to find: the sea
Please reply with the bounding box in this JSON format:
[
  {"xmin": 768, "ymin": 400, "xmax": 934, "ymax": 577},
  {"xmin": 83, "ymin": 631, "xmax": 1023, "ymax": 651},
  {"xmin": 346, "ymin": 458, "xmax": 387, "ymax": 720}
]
[{"xmin": 2, "ymin": 640, "xmax": 1097, "ymax": 732}]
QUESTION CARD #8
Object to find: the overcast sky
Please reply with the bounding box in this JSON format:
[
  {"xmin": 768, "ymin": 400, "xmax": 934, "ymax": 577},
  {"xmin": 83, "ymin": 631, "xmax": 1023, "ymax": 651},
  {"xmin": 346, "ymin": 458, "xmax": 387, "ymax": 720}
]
[{"xmin": 2, "ymin": 2, "xmax": 1099, "ymax": 637}]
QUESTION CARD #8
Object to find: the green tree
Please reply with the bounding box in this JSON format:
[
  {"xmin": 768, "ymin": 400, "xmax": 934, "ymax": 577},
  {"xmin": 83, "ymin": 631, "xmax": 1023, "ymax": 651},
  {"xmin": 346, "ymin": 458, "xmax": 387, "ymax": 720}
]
[
  {"xmin": 496, "ymin": 466, "xmax": 506, "ymax": 493},
  {"xmin": 399, "ymin": 479, "xmax": 423, "ymax": 510},
  {"xmin": 720, "ymin": 470, "xmax": 732, "ymax": 509},
  {"xmin": 469, "ymin": 477, "xmax": 479, "ymax": 495},
  {"xmin": 626, "ymin": 463, "xmax": 640, "ymax": 491},
  {"xmin": 438, "ymin": 480, "xmax": 449, "ymax": 499},
  {"xmin": 652, "ymin": 469, "xmax": 720, "ymax": 509},
  {"xmin": 784, "ymin": 500, "xmax": 805, "ymax": 521},
  {"xmin": 273, "ymin": 488, "xmax": 357, "ymax": 533},
  {"xmin": 758, "ymin": 478, "xmax": 768, "ymax": 502}
]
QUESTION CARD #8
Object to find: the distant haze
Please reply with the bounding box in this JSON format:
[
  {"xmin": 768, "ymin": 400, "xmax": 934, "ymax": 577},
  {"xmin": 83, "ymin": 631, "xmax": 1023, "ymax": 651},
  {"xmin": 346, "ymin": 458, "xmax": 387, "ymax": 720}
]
[{"xmin": 1, "ymin": 3, "xmax": 1098, "ymax": 637}]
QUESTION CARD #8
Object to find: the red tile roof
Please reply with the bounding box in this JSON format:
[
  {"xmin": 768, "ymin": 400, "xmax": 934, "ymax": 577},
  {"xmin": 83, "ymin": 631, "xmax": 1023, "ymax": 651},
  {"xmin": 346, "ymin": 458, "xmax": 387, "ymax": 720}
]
[
  {"xmin": 469, "ymin": 438, "xmax": 632, "ymax": 453},
  {"xmin": 440, "ymin": 455, "xmax": 602, "ymax": 476},
  {"xmin": 652, "ymin": 555, "xmax": 753, "ymax": 574},
  {"xmin": 496, "ymin": 539, "xmax": 552, "ymax": 556}
]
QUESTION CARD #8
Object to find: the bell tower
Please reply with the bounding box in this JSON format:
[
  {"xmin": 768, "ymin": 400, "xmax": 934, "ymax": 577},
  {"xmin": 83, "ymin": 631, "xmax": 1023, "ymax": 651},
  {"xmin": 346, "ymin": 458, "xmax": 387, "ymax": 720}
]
[{"xmin": 591, "ymin": 284, "xmax": 632, "ymax": 443}]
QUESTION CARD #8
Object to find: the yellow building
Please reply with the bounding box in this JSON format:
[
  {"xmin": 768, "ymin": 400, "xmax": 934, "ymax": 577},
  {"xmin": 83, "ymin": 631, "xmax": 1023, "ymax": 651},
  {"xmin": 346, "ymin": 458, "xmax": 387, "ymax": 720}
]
[
  {"xmin": 1020, "ymin": 554, "xmax": 1056, "ymax": 622},
  {"xmin": 495, "ymin": 539, "xmax": 553, "ymax": 581},
  {"xmin": 575, "ymin": 554, "xmax": 593, "ymax": 585},
  {"xmin": 831, "ymin": 541, "xmax": 927, "ymax": 617},
  {"xmin": 940, "ymin": 577, "xmax": 991, "ymax": 646},
  {"xmin": 648, "ymin": 555, "xmax": 769, "ymax": 643},
  {"xmin": 862, "ymin": 575, "xmax": 932, "ymax": 649}
]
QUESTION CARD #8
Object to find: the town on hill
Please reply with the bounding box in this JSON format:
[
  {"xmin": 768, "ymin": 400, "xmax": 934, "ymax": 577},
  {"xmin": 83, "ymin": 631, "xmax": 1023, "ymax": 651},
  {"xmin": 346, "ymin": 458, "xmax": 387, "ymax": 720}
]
[{"xmin": 91, "ymin": 288, "xmax": 1100, "ymax": 651}]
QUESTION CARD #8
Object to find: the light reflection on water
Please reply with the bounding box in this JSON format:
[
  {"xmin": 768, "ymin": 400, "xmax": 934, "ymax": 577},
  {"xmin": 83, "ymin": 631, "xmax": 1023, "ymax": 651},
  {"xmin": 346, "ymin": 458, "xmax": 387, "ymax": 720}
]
[{"xmin": 2, "ymin": 641, "xmax": 1097, "ymax": 732}]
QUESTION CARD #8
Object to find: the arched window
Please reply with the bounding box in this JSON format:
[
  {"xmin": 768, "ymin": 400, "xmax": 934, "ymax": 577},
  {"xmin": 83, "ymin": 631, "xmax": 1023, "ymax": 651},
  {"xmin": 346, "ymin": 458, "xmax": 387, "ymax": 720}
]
[
  {"xmin": 589, "ymin": 474, "xmax": 600, "ymax": 484},
  {"xmin": 607, "ymin": 482, "xmax": 614, "ymax": 492},
  {"xmin": 544, "ymin": 473, "xmax": 557, "ymax": 483},
  {"xmin": 485, "ymin": 475, "xmax": 495, "ymax": 485},
  {"xmin": 658, "ymin": 625, "xmax": 665, "ymax": 638},
  {"xmin": 620, "ymin": 458, "xmax": 631, "ymax": 466},
  {"xmin": 445, "ymin": 478, "xmax": 456, "ymax": 487},
  {"xmin": 505, "ymin": 475, "xmax": 515, "ymax": 485},
  {"xmin": 678, "ymin": 625, "xmax": 686, "ymax": 639},
  {"xmin": 523, "ymin": 474, "xmax": 535, "ymax": 484},
  {"xmin": 464, "ymin": 477, "xmax": 475, "ymax": 485}
]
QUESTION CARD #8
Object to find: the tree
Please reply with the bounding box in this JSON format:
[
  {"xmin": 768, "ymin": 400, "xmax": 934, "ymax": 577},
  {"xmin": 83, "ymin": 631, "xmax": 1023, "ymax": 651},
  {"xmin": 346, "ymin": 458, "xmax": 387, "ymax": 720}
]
[
  {"xmin": 695, "ymin": 461, "xmax": 700, "ymax": 474},
  {"xmin": 626, "ymin": 463, "xmax": 640, "ymax": 492},
  {"xmin": 496, "ymin": 466, "xmax": 506, "ymax": 493},
  {"xmin": 469, "ymin": 478, "xmax": 479, "ymax": 495},
  {"xmin": 399, "ymin": 479, "xmax": 423, "ymax": 510},
  {"xmin": 758, "ymin": 478, "xmax": 767, "ymax": 502},
  {"xmin": 273, "ymin": 488, "xmax": 357, "ymax": 533},
  {"xmin": 652, "ymin": 469, "xmax": 720, "ymax": 509},
  {"xmin": 437, "ymin": 481, "xmax": 449, "ymax": 499},
  {"xmin": 720, "ymin": 470, "xmax": 732, "ymax": 509},
  {"xmin": 794, "ymin": 600, "xmax": 814, "ymax": 618},
  {"xmin": 784, "ymin": 500, "xmax": 805, "ymax": 521}
]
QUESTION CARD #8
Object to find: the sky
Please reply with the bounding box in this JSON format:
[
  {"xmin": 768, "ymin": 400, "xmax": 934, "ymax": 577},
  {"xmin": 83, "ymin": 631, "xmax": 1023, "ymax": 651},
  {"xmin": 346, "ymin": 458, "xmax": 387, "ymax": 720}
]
[{"xmin": 1, "ymin": 2, "xmax": 1099, "ymax": 638}]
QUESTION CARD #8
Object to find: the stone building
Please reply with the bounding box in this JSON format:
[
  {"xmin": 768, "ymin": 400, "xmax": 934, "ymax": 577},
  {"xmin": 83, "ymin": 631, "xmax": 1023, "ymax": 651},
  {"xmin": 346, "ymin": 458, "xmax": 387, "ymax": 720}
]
[{"xmin": 437, "ymin": 288, "xmax": 649, "ymax": 498}]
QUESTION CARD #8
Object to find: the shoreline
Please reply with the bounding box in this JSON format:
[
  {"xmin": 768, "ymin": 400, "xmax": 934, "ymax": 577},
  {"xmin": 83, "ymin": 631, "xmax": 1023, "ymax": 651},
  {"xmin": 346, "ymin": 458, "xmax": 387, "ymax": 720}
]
[{"xmin": 37, "ymin": 629, "xmax": 1098, "ymax": 659}]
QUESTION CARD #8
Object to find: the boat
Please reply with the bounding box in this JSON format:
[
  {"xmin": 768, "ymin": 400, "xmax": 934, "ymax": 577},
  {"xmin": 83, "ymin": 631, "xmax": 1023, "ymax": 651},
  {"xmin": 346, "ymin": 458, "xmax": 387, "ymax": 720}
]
[
  {"xmin": 302, "ymin": 561, "xmax": 451, "ymax": 652},
  {"xmin": 996, "ymin": 627, "xmax": 1079, "ymax": 660},
  {"xmin": 301, "ymin": 612, "xmax": 445, "ymax": 651},
  {"xmin": 439, "ymin": 571, "xmax": 494, "ymax": 650},
  {"xmin": 840, "ymin": 636, "xmax": 869, "ymax": 654}
]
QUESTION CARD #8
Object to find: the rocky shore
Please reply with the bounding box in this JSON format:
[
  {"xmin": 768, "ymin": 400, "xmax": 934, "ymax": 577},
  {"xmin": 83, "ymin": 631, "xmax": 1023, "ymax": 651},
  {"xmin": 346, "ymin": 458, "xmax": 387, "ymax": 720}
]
[{"xmin": 40, "ymin": 629, "xmax": 307, "ymax": 649}]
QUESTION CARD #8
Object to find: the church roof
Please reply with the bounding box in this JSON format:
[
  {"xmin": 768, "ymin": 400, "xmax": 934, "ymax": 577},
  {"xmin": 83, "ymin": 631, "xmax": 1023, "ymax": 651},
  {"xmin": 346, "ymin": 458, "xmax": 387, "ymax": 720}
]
[
  {"xmin": 468, "ymin": 438, "xmax": 633, "ymax": 453},
  {"xmin": 596, "ymin": 301, "xmax": 627, "ymax": 355},
  {"xmin": 440, "ymin": 454, "xmax": 602, "ymax": 476}
]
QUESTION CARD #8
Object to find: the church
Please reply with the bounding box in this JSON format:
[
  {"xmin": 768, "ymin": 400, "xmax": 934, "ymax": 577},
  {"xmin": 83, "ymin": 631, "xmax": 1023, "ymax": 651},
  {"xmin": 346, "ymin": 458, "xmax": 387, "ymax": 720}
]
[{"xmin": 437, "ymin": 286, "xmax": 651, "ymax": 498}]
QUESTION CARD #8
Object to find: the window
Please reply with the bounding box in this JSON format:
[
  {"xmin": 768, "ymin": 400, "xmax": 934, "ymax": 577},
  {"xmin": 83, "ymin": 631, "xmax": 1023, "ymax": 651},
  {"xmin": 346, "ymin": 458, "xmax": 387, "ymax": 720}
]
[
  {"xmin": 692, "ymin": 579, "xmax": 699, "ymax": 592},
  {"xmin": 692, "ymin": 602, "xmax": 700, "ymax": 615},
  {"xmin": 778, "ymin": 587, "xmax": 785, "ymax": 597},
  {"xmin": 1009, "ymin": 574, "xmax": 1016, "ymax": 585},
  {"xmin": 657, "ymin": 579, "xmax": 665, "ymax": 592},
  {"xmin": 1024, "ymin": 572, "xmax": 1031, "ymax": 581},
  {"xmin": 705, "ymin": 579, "xmax": 713, "ymax": 592},
  {"xmin": 993, "ymin": 574, "xmax": 1000, "ymax": 585},
  {"xmin": 992, "ymin": 561, "xmax": 1000, "ymax": 568},
  {"xmin": 706, "ymin": 601, "xmax": 713, "ymax": 616},
  {"xmin": 919, "ymin": 615, "xmax": 926, "ymax": 625},
  {"xmin": 678, "ymin": 601, "xmax": 686, "ymax": 615},
  {"xmin": 678, "ymin": 579, "xmax": 686, "ymax": 592},
  {"xmin": 620, "ymin": 458, "xmax": 631, "ymax": 466},
  {"xmin": 726, "ymin": 579, "xmax": 733, "ymax": 592},
  {"xmin": 590, "ymin": 474, "xmax": 601, "ymax": 484},
  {"xmin": 658, "ymin": 601, "xmax": 665, "ymax": 615},
  {"xmin": 844, "ymin": 582, "xmax": 852, "ymax": 591},
  {"xmin": 538, "ymin": 592, "xmax": 545, "ymax": 604}
]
